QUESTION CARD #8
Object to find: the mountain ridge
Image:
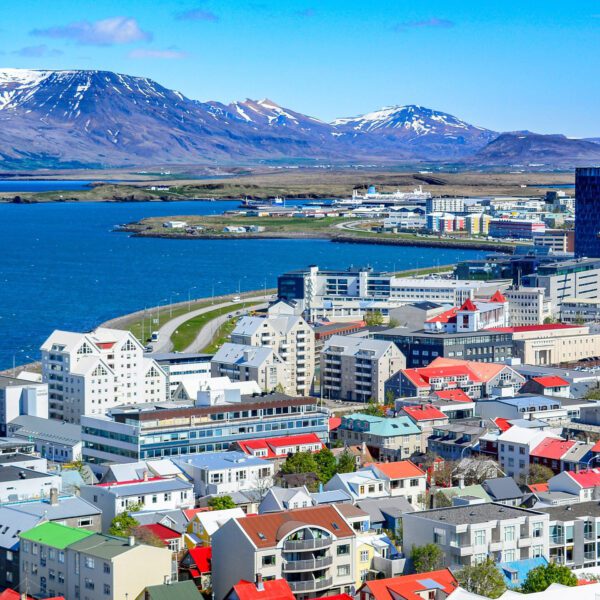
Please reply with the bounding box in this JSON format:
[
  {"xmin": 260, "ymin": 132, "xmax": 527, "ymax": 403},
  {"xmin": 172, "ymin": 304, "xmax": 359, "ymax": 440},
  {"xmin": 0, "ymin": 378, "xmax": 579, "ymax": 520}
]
[{"xmin": 0, "ymin": 68, "xmax": 597, "ymax": 169}]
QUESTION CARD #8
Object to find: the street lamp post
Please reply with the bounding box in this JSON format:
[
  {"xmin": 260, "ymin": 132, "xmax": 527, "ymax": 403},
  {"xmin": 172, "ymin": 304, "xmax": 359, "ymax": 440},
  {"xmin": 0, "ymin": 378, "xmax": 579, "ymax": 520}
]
[{"xmin": 187, "ymin": 286, "xmax": 197, "ymax": 312}]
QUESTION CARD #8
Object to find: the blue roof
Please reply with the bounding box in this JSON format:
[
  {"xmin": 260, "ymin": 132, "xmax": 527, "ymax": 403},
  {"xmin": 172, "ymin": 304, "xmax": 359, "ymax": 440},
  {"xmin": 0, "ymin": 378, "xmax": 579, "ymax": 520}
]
[
  {"xmin": 499, "ymin": 396, "xmax": 561, "ymax": 409},
  {"xmin": 174, "ymin": 451, "xmax": 269, "ymax": 470},
  {"xmin": 342, "ymin": 414, "xmax": 421, "ymax": 437},
  {"xmin": 498, "ymin": 557, "xmax": 548, "ymax": 588},
  {"xmin": 312, "ymin": 490, "xmax": 352, "ymax": 504}
]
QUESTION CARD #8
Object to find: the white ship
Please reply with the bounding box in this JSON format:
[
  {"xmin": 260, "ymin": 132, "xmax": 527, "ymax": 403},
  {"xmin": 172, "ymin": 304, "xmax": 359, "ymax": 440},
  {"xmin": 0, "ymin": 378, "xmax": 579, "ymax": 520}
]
[{"xmin": 352, "ymin": 185, "xmax": 432, "ymax": 203}]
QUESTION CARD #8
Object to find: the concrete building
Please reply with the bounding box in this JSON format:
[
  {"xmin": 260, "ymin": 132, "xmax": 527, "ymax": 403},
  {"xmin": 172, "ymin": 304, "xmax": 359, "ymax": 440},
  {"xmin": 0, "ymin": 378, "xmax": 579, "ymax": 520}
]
[
  {"xmin": 0, "ymin": 465, "xmax": 61, "ymax": 503},
  {"xmin": 403, "ymin": 503, "xmax": 549, "ymax": 569},
  {"xmin": 212, "ymin": 505, "xmax": 358, "ymax": 600},
  {"xmin": 335, "ymin": 413, "xmax": 422, "ymax": 461},
  {"xmin": 150, "ymin": 353, "xmax": 212, "ymax": 398},
  {"xmin": 533, "ymin": 229, "xmax": 574, "ymax": 253},
  {"xmin": 41, "ymin": 328, "xmax": 168, "ymax": 423},
  {"xmin": 427, "ymin": 422, "xmax": 490, "ymax": 461},
  {"xmin": 321, "ymin": 336, "xmax": 405, "ymax": 403},
  {"xmin": 560, "ymin": 298, "xmax": 600, "ymax": 324},
  {"xmin": 81, "ymin": 393, "xmax": 328, "ymax": 466},
  {"xmin": 231, "ymin": 312, "xmax": 316, "ymax": 396},
  {"xmin": 426, "ymin": 197, "xmax": 466, "ymax": 214},
  {"xmin": 80, "ymin": 477, "xmax": 194, "ymax": 532},
  {"xmin": 173, "ymin": 451, "xmax": 274, "ymax": 497},
  {"xmin": 504, "ymin": 286, "xmax": 552, "ymax": 326},
  {"xmin": 489, "ymin": 219, "xmax": 545, "ymax": 239},
  {"xmin": 0, "ymin": 375, "xmax": 48, "ymax": 436},
  {"xmin": 362, "ymin": 461, "xmax": 427, "ymax": 507},
  {"xmin": 211, "ymin": 343, "xmax": 290, "ymax": 393},
  {"xmin": 7, "ymin": 415, "xmax": 82, "ymax": 463},
  {"xmin": 19, "ymin": 522, "xmax": 172, "ymax": 600}
]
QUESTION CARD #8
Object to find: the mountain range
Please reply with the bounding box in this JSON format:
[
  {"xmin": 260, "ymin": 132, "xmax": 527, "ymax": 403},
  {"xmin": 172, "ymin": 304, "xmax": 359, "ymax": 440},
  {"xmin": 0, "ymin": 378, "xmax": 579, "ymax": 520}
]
[{"xmin": 0, "ymin": 68, "xmax": 599, "ymax": 170}]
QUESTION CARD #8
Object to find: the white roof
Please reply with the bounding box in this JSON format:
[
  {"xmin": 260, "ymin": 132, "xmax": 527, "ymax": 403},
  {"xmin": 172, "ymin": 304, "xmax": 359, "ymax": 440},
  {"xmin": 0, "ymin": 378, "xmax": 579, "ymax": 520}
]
[
  {"xmin": 70, "ymin": 356, "xmax": 109, "ymax": 376},
  {"xmin": 16, "ymin": 371, "xmax": 43, "ymax": 383},
  {"xmin": 193, "ymin": 507, "xmax": 245, "ymax": 536},
  {"xmin": 497, "ymin": 426, "xmax": 560, "ymax": 447},
  {"xmin": 41, "ymin": 330, "xmax": 90, "ymax": 353},
  {"xmin": 449, "ymin": 582, "xmax": 600, "ymax": 599},
  {"xmin": 212, "ymin": 343, "xmax": 278, "ymax": 368}
]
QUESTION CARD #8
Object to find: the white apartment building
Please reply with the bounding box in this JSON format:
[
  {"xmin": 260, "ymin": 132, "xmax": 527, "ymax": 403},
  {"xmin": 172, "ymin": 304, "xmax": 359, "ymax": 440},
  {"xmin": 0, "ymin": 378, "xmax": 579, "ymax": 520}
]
[
  {"xmin": 504, "ymin": 286, "xmax": 552, "ymax": 326},
  {"xmin": 231, "ymin": 311, "xmax": 316, "ymax": 396},
  {"xmin": 426, "ymin": 197, "xmax": 466, "ymax": 213},
  {"xmin": 403, "ymin": 503, "xmax": 549, "ymax": 570},
  {"xmin": 321, "ymin": 336, "xmax": 405, "ymax": 403},
  {"xmin": 211, "ymin": 343, "xmax": 291, "ymax": 393},
  {"xmin": 41, "ymin": 328, "xmax": 167, "ymax": 423},
  {"xmin": 560, "ymin": 298, "xmax": 600, "ymax": 324},
  {"xmin": 0, "ymin": 375, "xmax": 48, "ymax": 436}
]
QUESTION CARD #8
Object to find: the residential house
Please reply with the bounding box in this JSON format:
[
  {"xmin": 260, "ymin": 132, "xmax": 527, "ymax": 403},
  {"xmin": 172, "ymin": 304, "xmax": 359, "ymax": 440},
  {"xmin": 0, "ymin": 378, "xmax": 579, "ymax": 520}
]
[
  {"xmin": 179, "ymin": 546, "xmax": 212, "ymax": 592},
  {"xmin": 402, "ymin": 504, "xmax": 549, "ymax": 570},
  {"xmin": 357, "ymin": 569, "xmax": 458, "ymax": 600},
  {"xmin": 324, "ymin": 471, "xmax": 388, "ymax": 502},
  {"xmin": 231, "ymin": 312, "xmax": 316, "ymax": 396},
  {"xmin": 335, "ymin": 414, "xmax": 422, "ymax": 461},
  {"xmin": 321, "ymin": 336, "xmax": 405, "ymax": 404},
  {"xmin": 211, "ymin": 344, "xmax": 290, "ymax": 393},
  {"xmin": 174, "ymin": 452, "xmax": 274, "ymax": 497},
  {"xmin": 363, "ymin": 461, "xmax": 427, "ymax": 508},
  {"xmin": 19, "ymin": 522, "xmax": 173, "ymax": 600},
  {"xmin": 80, "ymin": 478, "xmax": 194, "ymax": 532},
  {"xmin": 211, "ymin": 505, "xmax": 358, "ymax": 600},
  {"xmin": 0, "ymin": 465, "xmax": 61, "ymax": 503},
  {"xmin": 259, "ymin": 487, "xmax": 314, "ymax": 514},
  {"xmin": 497, "ymin": 556, "xmax": 548, "ymax": 590},
  {"xmin": 225, "ymin": 578, "xmax": 295, "ymax": 600},
  {"xmin": 145, "ymin": 580, "xmax": 203, "ymax": 600},
  {"xmin": 520, "ymin": 376, "xmax": 571, "ymax": 398},
  {"xmin": 232, "ymin": 434, "xmax": 324, "ymax": 464},
  {"xmin": 548, "ymin": 469, "xmax": 600, "ymax": 502},
  {"xmin": 397, "ymin": 405, "xmax": 449, "ymax": 448},
  {"xmin": 427, "ymin": 422, "xmax": 489, "ymax": 461},
  {"xmin": 481, "ymin": 477, "xmax": 525, "ymax": 507},
  {"xmin": 355, "ymin": 497, "xmax": 414, "ymax": 537},
  {"xmin": 135, "ymin": 523, "xmax": 182, "ymax": 553},
  {"xmin": 187, "ymin": 508, "xmax": 246, "ymax": 547},
  {"xmin": 41, "ymin": 328, "xmax": 167, "ymax": 423}
]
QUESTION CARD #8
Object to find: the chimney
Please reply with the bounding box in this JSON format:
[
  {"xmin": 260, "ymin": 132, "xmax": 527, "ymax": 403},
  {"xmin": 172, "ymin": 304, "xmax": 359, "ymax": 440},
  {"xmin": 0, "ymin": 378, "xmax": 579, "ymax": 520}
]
[
  {"xmin": 256, "ymin": 574, "xmax": 264, "ymax": 591},
  {"xmin": 143, "ymin": 470, "xmax": 149, "ymax": 482},
  {"xmin": 128, "ymin": 536, "xmax": 135, "ymax": 547},
  {"xmin": 49, "ymin": 488, "xmax": 59, "ymax": 506},
  {"xmin": 458, "ymin": 476, "xmax": 465, "ymax": 489}
]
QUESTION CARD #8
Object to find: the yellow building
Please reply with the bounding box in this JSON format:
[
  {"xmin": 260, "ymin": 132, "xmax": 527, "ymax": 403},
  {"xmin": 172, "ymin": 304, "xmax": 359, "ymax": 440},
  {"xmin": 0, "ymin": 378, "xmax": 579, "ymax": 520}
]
[{"xmin": 187, "ymin": 507, "xmax": 246, "ymax": 547}]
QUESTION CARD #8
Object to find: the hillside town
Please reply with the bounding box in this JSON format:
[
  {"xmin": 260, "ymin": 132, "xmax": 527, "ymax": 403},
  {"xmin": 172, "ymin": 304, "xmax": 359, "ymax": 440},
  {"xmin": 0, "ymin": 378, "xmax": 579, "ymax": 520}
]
[{"xmin": 2, "ymin": 167, "xmax": 600, "ymax": 600}]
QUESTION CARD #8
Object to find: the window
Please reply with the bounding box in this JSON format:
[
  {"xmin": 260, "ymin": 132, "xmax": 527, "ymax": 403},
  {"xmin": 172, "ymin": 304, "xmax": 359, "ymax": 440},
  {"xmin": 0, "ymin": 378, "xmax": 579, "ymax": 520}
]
[
  {"xmin": 104, "ymin": 584, "xmax": 111, "ymax": 595},
  {"xmin": 503, "ymin": 549, "xmax": 516, "ymax": 562},
  {"xmin": 532, "ymin": 545, "xmax": 544, "ymax": 558},
  {"xmin": 504, "ymin": 526, "xmax": 515, "ymax": 542},
  {"xmin": 262, "ymin": 555, "xmax": 275, "ymax": 566},
  {"xmin": 78, "ymin": 518, "xmax": 93, "ymax": 528},
  {"xmin": 532, "ymin": 522, "xmax": 544, "ymax": 538},
  {"xmin": 337, "ymin": 544, "xmax": 350, "ymax": 556},
  {"xmin": 474, "ymin": 530, "xmax": 486, "ymax": 546},
  {"xmin": 49, "ymin": 569, "xmax": 55, "ymax": 580},
  {"xmin": 103, "ymin": 563, "xmax": 111, "ymax": 574},
  {"xmin": 433, "ymin": 528, "xmax": 446, "ymax": 545},
  {"xmin": 58, "ymin": 572, "xmax": 64, "ymax": 584},
  {"xmin": 84, "ymin": 556, "xmax": 95, "ymax": 569},
  {"xmin": 360, "ymin": 550, "xmax": 369, "ymax": 562},
  {"xmin": 84, "ymin": 578, "xmax": 95, "ymax": 590},
  {"xmin": 58, "ymin": 551, "xmax": 65, "ymax": 564},
  {"xmin": 473, "ymin": 553, "xmax": 487, "ymax": 564},
  {"xmin": 337, "ymin": 565, "xmax": 351, "ymax": 577}
]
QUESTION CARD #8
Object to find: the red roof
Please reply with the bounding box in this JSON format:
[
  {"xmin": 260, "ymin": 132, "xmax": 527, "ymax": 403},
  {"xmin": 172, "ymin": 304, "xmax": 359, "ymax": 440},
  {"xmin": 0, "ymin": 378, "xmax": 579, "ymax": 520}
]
[
  {"xmin": 329, "ymin": 417, "xmax": 342, "ymax": 431},
  {"xmin": 232, "ymin": 579, "xmax": 295, "ymax": 600},
  {"xmin": 592, "ymin": 441, "xmax": 600, "ymax": 453},
  {"xmin": 183, "ymin": 507, "xmax": 211, "ymax": 521},
  {"xmin": 0, "ymin": 593, "xmax": 62, "ymax": 600},
  {"xmin": 368, "ymin": 460, "xmax": 426, "ymax": 480},
  {"xmin": 532, "ymin": 375, "xmax": 570, "ymax": 388},
  {"xmin": 236, "ymin": 434, "xmax": 324, "ymax": 459},
  {"xmin": 567, "ymin": 468, "xmax": 600, "ymax": 488},
  {"xmin": 359, "ymin": 569, "xmax": 458, "ymax": 600},
  {"xmin": 489, "ymin": 290, "xmax": 508, "ymax": 303},
  {"xmin": 486, "ymin": 324, "xmax": 581, "ymax": 333},
  {"xmin": 530, "ymin": 438, "xmax": 575, "ymax": 460},
  {"xmin": 460, "ymin": 298, "xmax": 477, "ymax": 311},
  {"xmin": 135, "ymin": 523, "xmax": 180, "ymax": 543},
  {"xmin": 494, "ymin": 417, "xmax": 512, "ymax": 432},
  {"xmin": 425, "ymin": 307, "xmax": 459, "ymax": 324},
  {"xmin": 402, "ymin": 405, "xmax": 448, "ymax": 421},
  {"xmin": 315, "ymin": 595, "xmax": 353, "ymax": 600},
  {"xmin": 528, "ymin": 483, "xmax": 549, "ymax": 493},
  {"xmin": 432, "ymin": 389, "xmax": 472, "ymax": 403},
  {"xmin": 188, "ymin": 546, "xmax": 212, "ymax": 573},
  {"xmin": 96, "ymin": 341, "xmax": 115, "ymax": 350}
]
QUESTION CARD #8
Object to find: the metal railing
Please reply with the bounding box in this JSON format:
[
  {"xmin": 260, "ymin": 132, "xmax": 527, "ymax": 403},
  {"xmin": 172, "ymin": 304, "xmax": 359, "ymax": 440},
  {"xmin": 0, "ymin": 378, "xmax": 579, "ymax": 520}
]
[
  {"xmin": 282, "ymin": 556, "xmax": 333, "ymax": 572},
  {"xmin": 287, "ymin": 577, "xmax": 333, "ymax": 592},
  {"xmin": 283, "ymin": 538, "xmax": 332, "ymax": 551}
]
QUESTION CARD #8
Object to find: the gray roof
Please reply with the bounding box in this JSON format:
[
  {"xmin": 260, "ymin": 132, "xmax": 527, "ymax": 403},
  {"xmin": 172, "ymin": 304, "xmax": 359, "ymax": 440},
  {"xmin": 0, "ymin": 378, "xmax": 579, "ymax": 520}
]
[
  {"xmin": 0, "ymin": 507, "xmax": 41, "ymax": 550},
  {"xmin": 537, "ymin": 500, "xmax": 600, "ymax": 520},
  {"xmin": 482, "ymin": 477, "xmax": 524, "ymax": 501},
  {"xmin": 96, "ymin": 478, "xmax": 192, "ymax": 498},
  {"xmin": 323, "ymin": 335, "xmax": 395, "ymax": 359},
  {"xmin": 9, "ymin": 416, "xmax": 81, "ymax": 446},
  {"xmin": 357, "ymin": 497, "xmax": 415, "ymax": 523},
  {"xmin": 311, "ymin": 490, "xmax": 353, "ymax": 505},
  {"xmin": 407, "ymin": 503, "xmax": 543, "ymax": 525},
  {"xmin": 135, "ymin": 509, "xmax": 188, "ymax": 534},
  {"xmin": 0, "ymin": 453, "xmax": 45, "ymax": 465},
  {"xmin": 0, "ymin": 465, "xmax": 54, "ymax": 482},
  {"xmin": 0, "ymin": 375, "xmax": 41, "ymax": 389},
  {"xmin": 6, "ymin": 495, "xmax": 101, "ymax": 520},
  {"xmin": 69, "ymin": 533, "xmax": 142, "ymax": 559},
  {"xmin": 212, "ymin": 343, "xmax": 276, "ymax": 368}
]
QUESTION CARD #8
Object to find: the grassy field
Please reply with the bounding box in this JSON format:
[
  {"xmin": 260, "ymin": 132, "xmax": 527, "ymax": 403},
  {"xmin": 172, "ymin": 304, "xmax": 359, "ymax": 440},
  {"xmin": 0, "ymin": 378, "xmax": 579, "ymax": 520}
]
[
  {"xmin": 170, "ymin": 302, "xmax": 258, "ymax": 351},
  {"xmin": 201, "ymin": 317, "xmax": 239, "ymax": 354}
]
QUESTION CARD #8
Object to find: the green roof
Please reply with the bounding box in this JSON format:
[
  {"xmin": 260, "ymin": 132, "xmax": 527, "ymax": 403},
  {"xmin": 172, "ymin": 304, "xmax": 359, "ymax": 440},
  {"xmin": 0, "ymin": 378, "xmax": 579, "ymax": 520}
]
[
  {"xmin": 344, "ymin": 413, "xmax": 421, "ymax": 437},
  {"xmin": 20, "ymin": 522, "xmax": 94, "ymax": 549},
  {"xmin": 438, "ymin": 484, "xmax": 492, "ymax": 502},
  {"xmin": 145, "ymin": 581, "xmax": 202, "ymax": 600}
]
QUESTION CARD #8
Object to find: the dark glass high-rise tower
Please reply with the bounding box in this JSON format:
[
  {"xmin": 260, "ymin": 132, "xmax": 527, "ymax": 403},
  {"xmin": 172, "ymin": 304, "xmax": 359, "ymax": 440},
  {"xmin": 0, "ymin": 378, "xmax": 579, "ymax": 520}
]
[{"xmin": 575, "ymin": 167, "xmax": 600, "ymax": 258}]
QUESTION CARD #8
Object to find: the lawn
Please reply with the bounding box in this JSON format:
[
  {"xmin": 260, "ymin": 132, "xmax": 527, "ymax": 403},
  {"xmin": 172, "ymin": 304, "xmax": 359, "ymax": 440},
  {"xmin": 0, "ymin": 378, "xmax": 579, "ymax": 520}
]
[
  {"xmin": 201, "ymin": 317, "xmax": 239, "ymax": 354},
  {"xmin": 170, "ymin": 302, "xmax": 259, "ymax": 352}
]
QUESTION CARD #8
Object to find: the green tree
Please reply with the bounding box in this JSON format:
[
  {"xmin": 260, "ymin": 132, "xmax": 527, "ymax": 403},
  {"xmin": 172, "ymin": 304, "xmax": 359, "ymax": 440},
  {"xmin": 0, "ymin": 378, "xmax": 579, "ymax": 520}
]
[
  {"xmin": 384, "ymin": 389, "xmax": 396, "ymax": 407},
  {"xmin": 359, "ymin": 401, "xmax": 383, "ymax": 416},
  {"xmin": 456, "ymin": 559, "xmax": 507, "ymax": 599},
  {"xmin": 520, "ymin": 463, "xmax": 555, "ymax": 486},
  {"xmin": 280, "ymin": 451, "xmax": 319, "ymax": 476},
  {"xmin": 521, "ymin": 563, "xmax": 578, "ymax": 593},
  {"xmin": 365, "ymin": 311, "xmax": 384, "ymax": 326},
  {"xmin": 131, "ymin": 526, "xmax": 167, "ymax": 548},
  {"xmin": 336, "ymin": 450, "xmax": 356, "ymax": 474},
  {"xmin": 207, "ymin": 495, "xmax": 236, "ymax": 510},
  {"xmin": 315, "ymin": 447, "xmax": 337, "ymax": 483},
  {"xmin": 108, "ymin": 511, "xmax": 140, "ymax": 537},
  {"xmin": 410, "ymin": 543, "xmax": 444, "ymax": 573}
]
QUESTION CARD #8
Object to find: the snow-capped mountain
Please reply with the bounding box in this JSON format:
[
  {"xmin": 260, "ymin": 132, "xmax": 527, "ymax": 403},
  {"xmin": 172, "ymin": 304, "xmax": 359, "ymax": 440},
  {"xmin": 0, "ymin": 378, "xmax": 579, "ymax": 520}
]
[{"xmin": 0, "ymin": 68, "xmax": 596, "ymax": 169}]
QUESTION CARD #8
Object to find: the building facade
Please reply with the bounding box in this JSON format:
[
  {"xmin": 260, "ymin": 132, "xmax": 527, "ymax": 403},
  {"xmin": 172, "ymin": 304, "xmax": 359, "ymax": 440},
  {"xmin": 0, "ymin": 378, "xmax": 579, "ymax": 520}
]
[{"xmin": 575, "ymin": 167, "xmax": 600, "ymax": 258}]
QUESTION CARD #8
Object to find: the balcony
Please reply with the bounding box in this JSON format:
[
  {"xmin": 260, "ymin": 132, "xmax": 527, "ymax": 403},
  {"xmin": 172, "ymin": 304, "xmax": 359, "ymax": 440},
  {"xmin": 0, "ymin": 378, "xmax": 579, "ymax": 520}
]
[
  {"xmin": 449, "ymin": 542, "xmax": 473, "ymax": 556},
  {"xmin": 489, "ymin": 541, "xmax": 503, "ymax": 552},
  {"xmin": 287, "ymin": 577, "xmax": 333, "ymax": 593},
  {"xmin": 584, "ymin": 551, "xmax": 596, "ymax": 561},
  {"xmin": 282, "ymin": 556, "xmax": 333, "ymax": 572},
  {"xmin": 550, "ymin": 536, "xmax": 565, "ymax": 546},
  {"xmin": 283, "ymin": 538, "xmax": 332, "ymax": 552},
  {"xmin": 517, "ymin": 537, "xmax": 532, "ymax": 548}
]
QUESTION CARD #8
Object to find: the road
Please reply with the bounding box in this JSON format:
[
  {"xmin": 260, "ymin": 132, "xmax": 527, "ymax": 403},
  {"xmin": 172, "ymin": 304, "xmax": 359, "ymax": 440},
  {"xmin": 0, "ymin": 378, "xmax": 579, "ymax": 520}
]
[{"xmin": 150, "ymin": 296, "xmax": 267, "ymax": 354}]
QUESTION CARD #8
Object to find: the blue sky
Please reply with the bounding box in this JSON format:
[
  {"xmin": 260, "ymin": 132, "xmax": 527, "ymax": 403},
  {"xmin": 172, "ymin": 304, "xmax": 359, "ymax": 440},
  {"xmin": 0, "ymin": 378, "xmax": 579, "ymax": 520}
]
[{"xmin": 1, "ymin": 0, "xmax": 599, "ymax": 136}]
